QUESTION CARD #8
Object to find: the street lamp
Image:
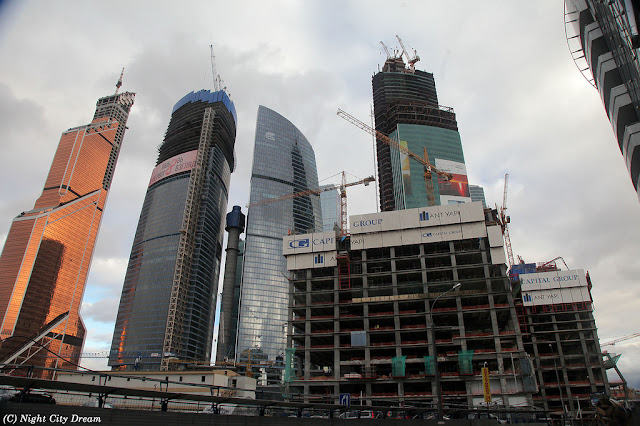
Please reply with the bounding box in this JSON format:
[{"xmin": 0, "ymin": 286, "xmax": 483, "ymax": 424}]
[{"xmin": 430, "ymin": 282, "xmax": 461, "ymax": 420}]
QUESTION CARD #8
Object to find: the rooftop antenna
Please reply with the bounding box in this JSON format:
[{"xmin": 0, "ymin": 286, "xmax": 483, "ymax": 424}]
[{"xmin": 115, "ymin": 68, "xmax": 124, "ymax": 94}]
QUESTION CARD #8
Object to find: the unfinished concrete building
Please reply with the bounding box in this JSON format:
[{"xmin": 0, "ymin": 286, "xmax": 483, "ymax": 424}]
[
  {"xmin": 511, "ymin": 263, "xmax": 610, "ymax": 421},
  {"xmin": 282, "ymin": 202, "xmax": 536, "ymax": 416}
]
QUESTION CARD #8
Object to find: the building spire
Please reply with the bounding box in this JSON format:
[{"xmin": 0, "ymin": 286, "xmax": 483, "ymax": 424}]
[{"xmin": 115, "ymin": 68, "xmax": 124, "ymax": 94}]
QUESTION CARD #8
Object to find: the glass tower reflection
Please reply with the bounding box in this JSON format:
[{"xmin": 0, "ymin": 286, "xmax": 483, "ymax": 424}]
[
  {"xmin": 0, "ymin": 83, "xmax": 135, "ymax": 378},
  {"xmin": 109, "ymin": 90, "xmax": 236, "ymax": 371},
  {"xmin": 236, "ymin": 106, "xmax": 321, "ymax": 382}
]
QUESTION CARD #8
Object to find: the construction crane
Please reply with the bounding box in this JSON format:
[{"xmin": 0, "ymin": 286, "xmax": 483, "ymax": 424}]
[
  {"xmin": 246, "ymin": 173, "xmax": 375, "ymax": 236},
  {"xmin": 497, "ymin": 173, "xmax": 515, "ymax": 268},
  {"xmin": 380, "ymin": 41, "xmax": 393, "ymax": 60},
  {"xmin": 210, "ymin": 45, "xmax": 221, "ymax": 92},
  {"xmin": 395, "ymin": 35, "xmax": 420, "ymax": 71},
  {"xmin": 538, "ymin": 256, "xmax": 570, "ymax": 271},
  {"xmin": 336, "ymin": 108, "xmax": 452, "ymax": 207},
  {"xmin": 210, "ymin": 44, "xmax": 229, "ymax": 95},
  {"xmin": 601, "ymin": 333, "xmax": 640, "ymax": 347}
]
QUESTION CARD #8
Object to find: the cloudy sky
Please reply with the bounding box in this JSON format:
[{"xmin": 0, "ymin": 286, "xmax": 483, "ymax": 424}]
[{"xmin": 0, "ymin": 1, "xmax": 638, "ymax": 387}]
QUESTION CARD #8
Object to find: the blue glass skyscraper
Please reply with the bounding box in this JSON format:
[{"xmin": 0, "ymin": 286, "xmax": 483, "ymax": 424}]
[
  {"xmin": 109, "ymin": 90, "xmax": 236, "ymax": 370},
  {"xmin": 236, "ymin": 106, "xmax": 321, "ymax": 381},
  {"xmin": 320, "ymin": 185, "xmax": 339, "ymax": 232}
]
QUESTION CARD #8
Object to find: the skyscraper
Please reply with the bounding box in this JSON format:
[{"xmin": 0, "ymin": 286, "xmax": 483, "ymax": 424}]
[
  {"xmin": 565, "ymin": 0, "xmax": 640, "ymax": 200},
  {"xmin": 469, "ymin": 184, "xmax": 487, "ymax": 209},
  {"xmin": 236, "ymin": 106, "xmax": 321, "ymax": 381},
  {"xmin": 373, "ymin": 53, "xmax": 470, "ymax": 211},
  {"xmin": 109, "ymin": 90, "xmax": 236, "ymax": 371},
  {"xmin": 0, "ymin": 77, "xmax": 135, "ymax": 378},
  {"xmin": 319, "ymin": 184, "xmax": 339, "ymax": 232}
]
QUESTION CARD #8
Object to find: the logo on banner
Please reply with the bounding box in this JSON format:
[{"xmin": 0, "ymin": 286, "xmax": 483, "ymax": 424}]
[
  {"xmin": 314, "ymin": 254, "xmax": 324, "ymax": 265},
  {"xmin": 289, "ymin": 239, "xmax": 310, "ymax": 249},
  {"xmin": 419, "ymin": 211, "xmax": 430, "ymax": 221},
  {"xmin": 523, "ymin": 294, "xmax": 532, "ymax": 303}
]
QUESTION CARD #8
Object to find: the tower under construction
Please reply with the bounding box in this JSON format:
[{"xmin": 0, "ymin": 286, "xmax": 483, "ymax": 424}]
[
  {"xmin": 109, "ymin": 89, "xmax": 236, "ymax": 371},
  {"xmin": 283, "ymin": 203, "xmax": 539, "ymax": 420},
  {"xmin": 373, "ymin": 39, "xmax": 470, "ymax": 211}
]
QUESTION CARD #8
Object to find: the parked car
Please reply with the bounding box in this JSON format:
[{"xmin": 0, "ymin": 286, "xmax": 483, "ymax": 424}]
[
  {"xmin": 8, "ymin": 391, "xmax": 55, "ymax": 404},
  {"xmin": 339, "ymin": 410, "xmax": 377, "ymax": 419}
]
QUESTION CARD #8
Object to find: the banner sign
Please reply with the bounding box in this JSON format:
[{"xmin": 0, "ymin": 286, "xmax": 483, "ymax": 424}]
[
  {"xmin": 482, "ymin": 367, "xmax": 491, "ymax": 403},
  {"xmin": 149, "ymin": 150, "xmax": 198, "ymax": 187}
]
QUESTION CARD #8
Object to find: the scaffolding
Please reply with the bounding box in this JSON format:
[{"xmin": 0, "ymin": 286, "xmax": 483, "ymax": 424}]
[
  {"xmin": 161, "ymin": 108, "xmax": 215, "ymax": 371},
  {"xmin": 391, "ymin": 356, "xmax": 407, "ymax": 378},
  {"xmin": 284, "ymin": 348, "xmax": 296, "ymax": 383},
  {"xmin": 337, "ymin": 253, "xmax": 350, "ymax": 290},
  {"xmin": 458, "ymin": 350, "xmax": 474, "ymax": 375}
]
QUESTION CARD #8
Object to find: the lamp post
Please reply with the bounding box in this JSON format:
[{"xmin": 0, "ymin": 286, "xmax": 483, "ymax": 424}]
[{"xmin": 430, "ymin": 282, "xmax": 461, "ymax": 420}]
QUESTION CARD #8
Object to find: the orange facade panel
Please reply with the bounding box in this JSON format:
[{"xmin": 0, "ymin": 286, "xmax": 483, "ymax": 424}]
[
  {"xmin": 34, "ymin": 125, "xmax": 115, "ymax": 210},
  {"xmin": 0, "ymin": 215, "xmax": 48, "ymax": 336}
]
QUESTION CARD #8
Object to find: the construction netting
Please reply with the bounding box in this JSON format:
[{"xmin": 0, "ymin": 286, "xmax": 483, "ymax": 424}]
[
  {"xmin": 458, "ymin": 350, "xmax": 474, "ymax": 374},
  {"xmin": 423, "ymin": 356, "xmax": 435, "ymax": 375},
  {"xmin": 392, "ymin": 355, "xmax": 407, "ymax": 377},
  {"xmin": 284, "ymin": 347, "xmax": 296, "ymax": 383}
]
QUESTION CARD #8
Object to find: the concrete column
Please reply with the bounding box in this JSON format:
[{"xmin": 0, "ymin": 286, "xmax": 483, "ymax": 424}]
[{"xmin": 216, "ymin": 206, "xmax": 245, "ymax": 363}]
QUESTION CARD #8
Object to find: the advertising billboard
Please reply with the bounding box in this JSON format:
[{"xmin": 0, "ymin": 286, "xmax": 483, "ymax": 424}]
[
  {"xmin": 148, "ymin": 149, "xmax": 198, "ymax": 187},
  {"xmin": 520, "ymin": 269, "xmax": 591, "ymax": 306},
  {"xmin": 400, "ymin": 140, "xmax": 413, "ymax": 197},
  {"xmin": 350, "ymin": 202, "xmax": 484, "ymax": 235},
  {"xmin": 282, "ymin": 231, "xmax": 336, "ymax": 256},
  {"xmin": 435, "ymin": 158, "xmax": 471, "ymax": 204}
]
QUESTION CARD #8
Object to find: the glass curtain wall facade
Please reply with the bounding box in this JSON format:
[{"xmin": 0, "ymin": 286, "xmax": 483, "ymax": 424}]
[
  {"xmin": 109, "ymin": 90, "xmax": 236, "ymax": 371},
  {"xmin": 320, "ymin": 185, "xmax": 339, "ymax": 232},
  {"xmin": 469, "ymin": 185, "xmax": 487, "ymax": 209},
  {"xmin": 565, "ymin": 0, "xmax": 640, "ymax": 200},
  {"xmin": 373, "ymin": 57, "xmax": 470, "ymax": 210},
  {"xmin": 0, "ymin": 88, "xmax": 135, "ymax": 378},
  {"xmin": 237, "ymin": 106, "xmax": 321, "ymax": 382}
]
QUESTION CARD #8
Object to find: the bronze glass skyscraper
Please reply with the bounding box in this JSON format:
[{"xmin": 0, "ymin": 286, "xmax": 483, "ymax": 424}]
[{"xmin": 0, "ymin": 80, "xmax": 135, "ymax": 378}]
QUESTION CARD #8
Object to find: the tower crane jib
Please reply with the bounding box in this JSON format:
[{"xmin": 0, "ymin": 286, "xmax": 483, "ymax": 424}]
[
  {"xmin": 336, "ymin": 108, "xmax": 452, "ymax": 207},
  {"xmin": 246, "ymin": 173, "xmax": 375, "ymax": 236}
]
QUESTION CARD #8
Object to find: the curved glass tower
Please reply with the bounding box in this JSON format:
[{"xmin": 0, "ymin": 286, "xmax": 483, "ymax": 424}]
[
  {"xmin": 109, "ymin": 90, "xmax": 236, "ymax": 371},
  {"xmin": 236, "ymin": 106, "xmax": 321, "ymax": 381},
  {"xmin": 565, "ymin": 0, "xmax": 640, "ymax": 200}
]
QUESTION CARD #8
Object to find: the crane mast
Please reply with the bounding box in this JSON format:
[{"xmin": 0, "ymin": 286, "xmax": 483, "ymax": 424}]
[{"xmin": 498, "ymin": 173, "xmax": 514, "ymax": 268}]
